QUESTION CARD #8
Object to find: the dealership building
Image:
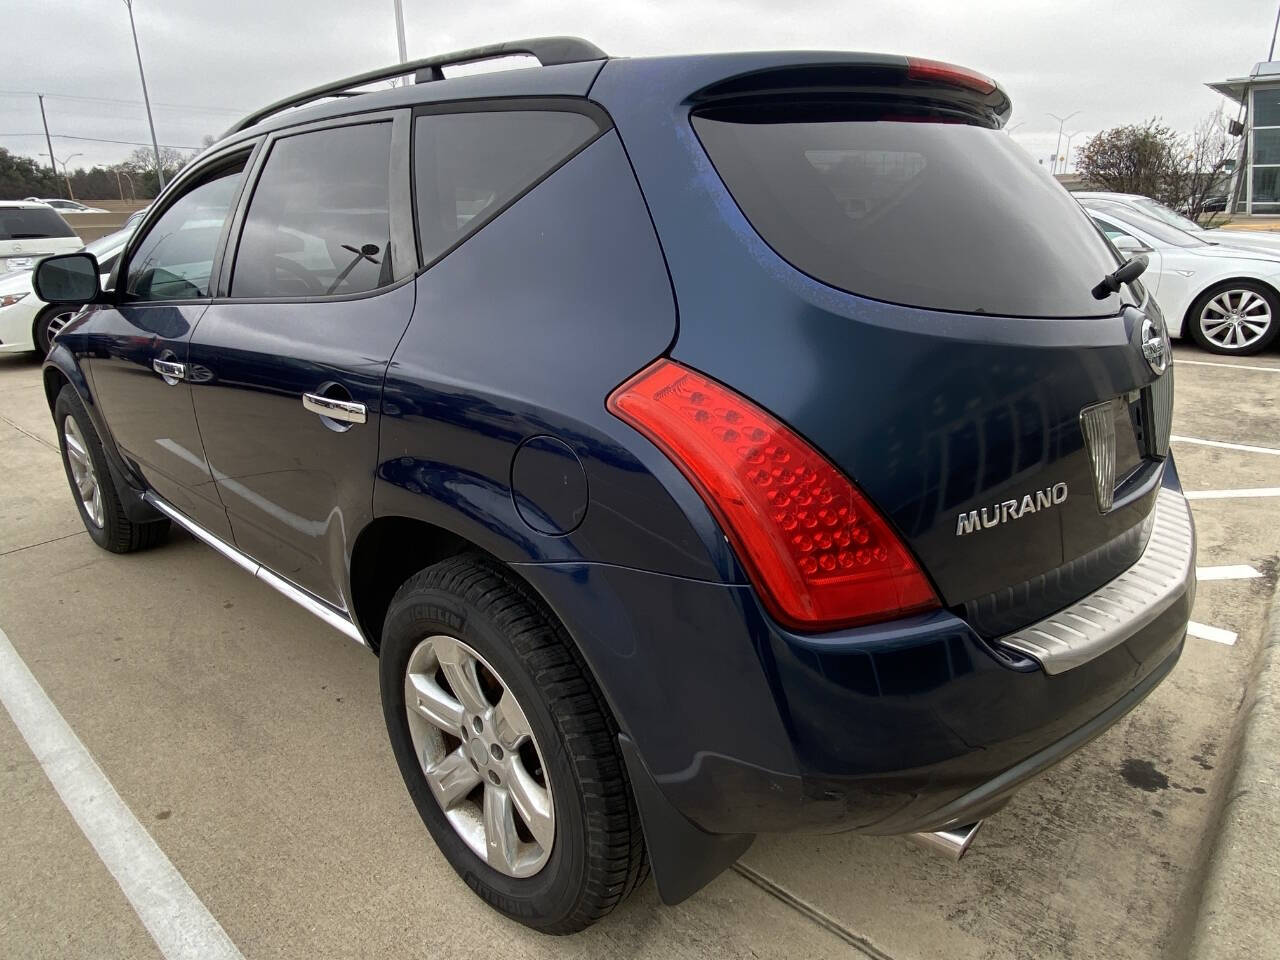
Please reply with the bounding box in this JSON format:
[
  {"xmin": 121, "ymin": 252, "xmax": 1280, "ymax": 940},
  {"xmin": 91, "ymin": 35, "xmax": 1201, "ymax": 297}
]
[{"xmin": 1209, "ymin": 61, "xmax": 1280, "ymax": 214}]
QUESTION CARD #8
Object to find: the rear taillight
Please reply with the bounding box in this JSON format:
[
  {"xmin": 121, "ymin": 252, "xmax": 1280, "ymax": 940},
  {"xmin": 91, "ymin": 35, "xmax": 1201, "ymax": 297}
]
[
  {"xmin": 905, "ymin": 57, "xmax": 997, "ymax": 96},
  {"xmin": 607, "ymin": 359, "xmax": 939, "ymax": 631}
]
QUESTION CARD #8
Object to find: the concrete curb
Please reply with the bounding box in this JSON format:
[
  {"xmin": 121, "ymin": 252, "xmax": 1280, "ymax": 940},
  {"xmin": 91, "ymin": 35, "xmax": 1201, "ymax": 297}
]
[{"xmin": 1187, "ymin": 577, "xmax": 1280, "ymax": 959}]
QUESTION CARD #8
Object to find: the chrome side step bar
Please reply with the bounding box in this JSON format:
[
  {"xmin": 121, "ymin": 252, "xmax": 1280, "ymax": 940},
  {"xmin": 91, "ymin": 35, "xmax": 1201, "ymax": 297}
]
[
  {"xmin": 144, "ymin": 492, "xmax": 367, "ymax": 646},
  {"xmin": 909, "ymin": 821, "xmax": 983, "ymax": 861}
]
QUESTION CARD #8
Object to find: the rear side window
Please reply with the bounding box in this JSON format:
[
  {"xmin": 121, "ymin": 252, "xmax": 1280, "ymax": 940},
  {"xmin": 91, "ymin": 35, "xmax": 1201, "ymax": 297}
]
[
  {"xmin": 413, "ymin": 110, "xmax": 601, "ymax": 265},
  {"xmin": 124, "ymin": 161, "xmax": 246, "ymax": 301},
  {"xmin": 0, "ymin": 206, "xmax": 75, "ymax": 240},
  {"xmin": 692, "ymin": 109, "xmax": 1130, "ymax": 318},
  {"xmin": 232, "ymin": 122, "xmax": 393, "ymax": 299}
]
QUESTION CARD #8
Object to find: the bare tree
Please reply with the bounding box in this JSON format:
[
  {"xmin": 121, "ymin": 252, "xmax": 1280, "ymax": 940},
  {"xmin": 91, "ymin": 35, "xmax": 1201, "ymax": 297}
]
[{"xmin": 1169, "ymin": 111, "xmax": 1236, "ymax": 226}]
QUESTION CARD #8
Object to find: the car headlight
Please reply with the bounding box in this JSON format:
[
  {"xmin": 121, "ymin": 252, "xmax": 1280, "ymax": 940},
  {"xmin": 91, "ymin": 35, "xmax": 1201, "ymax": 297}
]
[
  {"xmin": 4, "ymin": 257, "xmax": 34, "ymax": 271},
  {"xmin": 0, "ymin": 292, "xmax": 29, "ymax": 308}
]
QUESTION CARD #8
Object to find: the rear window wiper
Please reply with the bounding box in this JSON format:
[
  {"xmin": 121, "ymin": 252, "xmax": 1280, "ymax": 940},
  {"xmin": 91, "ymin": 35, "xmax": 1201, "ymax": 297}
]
[{"xmin": 1092, "ymin": 255, "xmax": 1147, "ymax": 300}]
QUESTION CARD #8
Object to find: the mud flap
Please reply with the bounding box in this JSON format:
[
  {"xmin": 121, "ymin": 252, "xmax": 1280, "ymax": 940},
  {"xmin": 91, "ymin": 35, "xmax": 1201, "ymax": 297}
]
[{"xmin": 618, "ymin": 733, "xmax": 755, "ymax": 904}]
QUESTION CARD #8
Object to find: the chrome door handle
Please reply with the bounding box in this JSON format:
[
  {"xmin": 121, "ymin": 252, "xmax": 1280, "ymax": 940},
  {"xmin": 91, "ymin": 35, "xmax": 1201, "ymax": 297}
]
[
  {"xmin": 152, "ymin": 358, "xmax": 186, "ymax": 383},
  {"xmin": 302, "ymin": 392, "xmax": 367, "ymax": 425}
]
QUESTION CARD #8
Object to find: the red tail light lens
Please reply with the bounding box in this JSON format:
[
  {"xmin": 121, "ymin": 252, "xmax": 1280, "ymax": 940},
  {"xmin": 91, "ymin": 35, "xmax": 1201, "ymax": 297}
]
[
  {"xmin": 906, "ymin": 57, "xmax": 997, "ymax": 96},
  {"xmin": 608, "ymin": 360, "xmax": 939, "ymax": 631}
]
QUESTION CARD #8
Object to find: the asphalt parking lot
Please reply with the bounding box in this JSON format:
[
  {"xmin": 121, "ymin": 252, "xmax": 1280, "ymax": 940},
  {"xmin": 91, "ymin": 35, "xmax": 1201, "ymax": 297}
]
[{"xmin": 0, "ymin": 343, "xmax": 1276, "ymax": 960}]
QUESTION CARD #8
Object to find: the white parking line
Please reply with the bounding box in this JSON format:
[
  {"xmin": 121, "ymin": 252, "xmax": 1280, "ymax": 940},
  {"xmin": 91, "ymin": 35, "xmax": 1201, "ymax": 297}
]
[
  {"xmin": 1187, "ymin": 621, "xmax": 1239, "ymax": 646},
  {"xmin": 1170, "ymin": 435, "xmax": 1280, "ymax": 456},
  {"xmin": 1186, "ymin": 487, "xmax": 1280, "ymax": 500},
  {"xmin": 0, "ymin": 627, "xmax": 244, "ymax": 960},
  {"xmin": 1175, "ymin": 359, "xmax": 1280, "ymax": 374},
  {"xmin": 1196, "ymin": 564, "xmax": 1264, "ymax": 581}
]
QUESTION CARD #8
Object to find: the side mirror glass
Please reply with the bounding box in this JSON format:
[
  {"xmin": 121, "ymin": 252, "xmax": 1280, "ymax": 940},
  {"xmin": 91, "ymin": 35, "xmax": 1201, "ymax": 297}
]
[{"xmin": 33, "ymin": 252, "xmax": 102, "ymax": 305}]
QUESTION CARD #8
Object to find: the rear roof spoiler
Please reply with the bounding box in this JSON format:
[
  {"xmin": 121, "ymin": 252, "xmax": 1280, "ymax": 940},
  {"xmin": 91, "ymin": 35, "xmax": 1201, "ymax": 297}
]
[{"xmin": 224, "ymin": 36, "xmax": 607, "ymax": 136}]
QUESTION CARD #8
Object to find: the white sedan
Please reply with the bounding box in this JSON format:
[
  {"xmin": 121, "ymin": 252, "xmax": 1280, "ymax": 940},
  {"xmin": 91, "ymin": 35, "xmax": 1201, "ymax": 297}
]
[
  {"xmin": 23, "ymin": 198, "xmax": 110, "ymax": 215},
  {"xmin": 1086, "ymin": 206, "xmax": 1280, "ymax": 355},
  {"xmin": 0, "ymin": 224, "xmax": 132, "ymax": 354},
  {"xmin": 1077, "ymin": 191, "xmax": 1280, "ymax": 257}
]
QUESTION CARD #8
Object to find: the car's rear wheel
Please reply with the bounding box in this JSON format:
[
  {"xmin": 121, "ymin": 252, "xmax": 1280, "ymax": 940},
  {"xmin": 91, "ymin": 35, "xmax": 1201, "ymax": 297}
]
[
  {"xmin": 378, "ymin": 554, "xmax": 647, "ymax": 933},
  {"xmin": 33, "ymin": 304, "xmax": 77, "ymax": 354},
  {"xmin": 54, "ymin": 385, "xmax": 170, "ymax": 553},
  {"xmin": 1187, "ymin": 281, "xmax": 1279, "ymax": 355}
]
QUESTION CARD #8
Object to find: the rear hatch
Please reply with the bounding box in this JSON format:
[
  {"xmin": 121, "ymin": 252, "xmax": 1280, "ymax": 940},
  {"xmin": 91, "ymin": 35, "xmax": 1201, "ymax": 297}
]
[
  {"xmin": 0, "ymin": 204, "xmax": 81, "ymax": 271},
  {"xmin": 621, "ymin": 57, "xmax": 1173, "ymax": 633}
]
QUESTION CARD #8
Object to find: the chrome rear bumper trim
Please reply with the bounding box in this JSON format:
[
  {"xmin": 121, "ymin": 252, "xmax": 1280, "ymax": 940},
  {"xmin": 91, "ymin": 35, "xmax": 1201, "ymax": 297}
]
[
  {"xmin": 144, "ymin": 492, "xmax": 366, "ymax": 646},
  {"xmin": 996, "ymin": 487, "xmax": 1194, "ymax": 674}
]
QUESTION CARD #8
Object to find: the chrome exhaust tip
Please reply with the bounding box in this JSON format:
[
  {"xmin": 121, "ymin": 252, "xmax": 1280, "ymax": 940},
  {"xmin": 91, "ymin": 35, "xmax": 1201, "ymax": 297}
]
[{"xmin": 908, "ymin": 821, "xmax": 983, "ymax": 861}]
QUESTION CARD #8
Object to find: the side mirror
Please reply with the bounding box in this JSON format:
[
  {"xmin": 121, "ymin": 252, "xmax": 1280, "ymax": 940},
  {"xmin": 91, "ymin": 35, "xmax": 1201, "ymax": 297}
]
[
  {"xmin": 1110, "ymin": 234, "xmax": 1151, "ymax": 256},
  {"xmin": 33, "ymin": 252, "xmax": 103, "ymax": 305}
]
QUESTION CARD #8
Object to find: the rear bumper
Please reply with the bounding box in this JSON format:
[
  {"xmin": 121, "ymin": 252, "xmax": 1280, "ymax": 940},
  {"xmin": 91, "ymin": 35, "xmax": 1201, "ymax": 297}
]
[{"xmin": 515, "ymin": 464, "xmax": 1193, "ymax": 840}]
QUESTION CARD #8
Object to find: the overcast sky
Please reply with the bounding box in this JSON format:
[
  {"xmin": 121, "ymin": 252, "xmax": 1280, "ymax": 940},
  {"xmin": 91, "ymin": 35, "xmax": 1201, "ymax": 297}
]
[{"xmin": 1, "ymin": 0, "xmax": 1274, "ymax": 181}]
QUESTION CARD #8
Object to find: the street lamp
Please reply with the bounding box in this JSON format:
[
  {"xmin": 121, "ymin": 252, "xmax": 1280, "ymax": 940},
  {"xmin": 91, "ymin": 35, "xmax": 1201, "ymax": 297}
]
[
  {"xmin": 50, "ymin": 152, "xmax": 83, "ymax": 200},
  {"xmin": 1048, "ymin": 111, "xmax": 1080, "ymax": 175},
  {"xmin": 122, "ymin": 0, "xmax": 166, "ymax": 191},
  {"xmin": 1062, "ymin": 131, "xmax": 1083, "ymax": 174}
]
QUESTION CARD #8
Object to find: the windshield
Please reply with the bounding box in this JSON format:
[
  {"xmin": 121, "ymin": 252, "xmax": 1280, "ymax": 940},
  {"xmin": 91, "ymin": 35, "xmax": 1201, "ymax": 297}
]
[
  {"xmin": 1082, "ymin": 202, "xmax": 1207, "ymax": 248},
  {"xmin": 693, "ymin": 107, "xmax": 1129, "ymax": 317},
  {"xmin": 1125, "ymin": 196, "xmax": 1204, "ymax": 233}
]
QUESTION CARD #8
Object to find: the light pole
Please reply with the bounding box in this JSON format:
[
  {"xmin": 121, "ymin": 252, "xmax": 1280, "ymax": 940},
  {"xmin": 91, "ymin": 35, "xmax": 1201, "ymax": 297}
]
[
  {"xmin": 1048, "ymin": 111, "xmax": 1080, "ymax": 175},
  {"xmin": 1062, "ymin": 131, "xmax": 1082, "ymax": 174},
  {"xmin": 123, "ymin": 0, "xmax": 165, "ymax": 191},
  {"xmin": 51, "ymin": 152, "xmax": 83, "ymax": 200}
]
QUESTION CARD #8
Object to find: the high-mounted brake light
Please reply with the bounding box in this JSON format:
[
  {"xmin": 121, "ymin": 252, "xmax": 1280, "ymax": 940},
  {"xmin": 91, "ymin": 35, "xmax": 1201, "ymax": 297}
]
[
  {"xmin": 608, "ymin": 360, "xmax": 939, "ymax": 631},
  {"xmin": 905, "ymin": 57, "xmax": 997, "ymax": 96}
]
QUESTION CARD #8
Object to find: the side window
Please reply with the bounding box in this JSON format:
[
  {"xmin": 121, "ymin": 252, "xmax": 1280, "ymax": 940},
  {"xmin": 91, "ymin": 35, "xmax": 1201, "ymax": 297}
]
[
  {"xmin": 414, "ymin": 110, "xmax": 602, "ymax": 265},
  {"xmin": 1093, "ymin": 218, "xmax": 1133, "ymax": 244},
  {"xmin": 124, "ymin": 160, "xmax": 246, "ymax": 301},
  {"xmin": 231, "ymin": 123, "xmax": 392, "ymax": 299}
]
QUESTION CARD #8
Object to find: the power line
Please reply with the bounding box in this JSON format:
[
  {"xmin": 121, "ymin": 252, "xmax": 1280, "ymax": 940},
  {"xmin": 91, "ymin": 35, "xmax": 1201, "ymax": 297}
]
[
  {"xmin": 0, "ymin": 132, "xmax": 201, "ymax": 150},
  {"xmin": 0, "ymin": 89, "xmax": 244, "ymax": 116}
]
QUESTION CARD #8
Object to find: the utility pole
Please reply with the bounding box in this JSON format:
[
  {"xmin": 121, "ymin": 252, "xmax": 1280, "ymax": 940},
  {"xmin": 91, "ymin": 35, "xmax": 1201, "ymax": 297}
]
[
  {"xmin": 52, "ymin": 153, "xmax": 83, "ymax": 200},
  {"xmin": 1048, "ymin": 111, "xmax": 1080, "ymax": 176},
  {"xmin": 123, "ymin": 0, "xmax": 165, "ymax": 191},
  {"xmin": 37, "ymin": 95, "xmax": 57, "ymax": 177}
]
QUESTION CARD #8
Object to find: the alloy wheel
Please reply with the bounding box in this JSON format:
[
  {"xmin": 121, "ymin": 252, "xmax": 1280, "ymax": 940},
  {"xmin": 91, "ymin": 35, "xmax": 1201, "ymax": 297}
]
[
  {"xmin": 63, "ymin": 416, "xmax": 103, "ymax": 528},
  {"xmin": 45, "ymin": 310, "xmax": 76, "ymax": 343},
  {"xmin": 404, "ymin": 634, "xmax": 555, "ymax": 878},
  {"xmin": 1199, "ymin": 289, "xmax": 1272, "ymax": 350}
]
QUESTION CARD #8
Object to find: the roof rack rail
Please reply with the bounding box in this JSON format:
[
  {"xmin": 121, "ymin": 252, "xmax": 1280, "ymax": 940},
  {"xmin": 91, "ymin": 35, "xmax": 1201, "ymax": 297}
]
[{"xmin": 224, "ymin": 36, "xmax": 607, "ymax": 136}]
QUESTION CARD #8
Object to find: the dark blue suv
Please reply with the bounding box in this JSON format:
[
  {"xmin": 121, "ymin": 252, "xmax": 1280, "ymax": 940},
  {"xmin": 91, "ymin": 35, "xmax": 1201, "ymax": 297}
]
[{"xmin": 35, "ymin": 38, "xmax": 1194, "ymax": 933}]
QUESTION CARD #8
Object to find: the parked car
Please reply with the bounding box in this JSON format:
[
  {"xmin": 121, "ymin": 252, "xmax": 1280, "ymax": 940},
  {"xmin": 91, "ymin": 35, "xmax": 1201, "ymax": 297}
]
[
  {"xmin": 35, "ymin": 39, "xmax": 1193, "ymax": 933},
  {"xmin": 23, "ymin": 197, "xmax": 110, "ymax": 214},
  {"xmin": 1077, "ymin": 191, "xmax": 1280, "ymax": 256},
  {"xmin": 0, "ymin": 201, "xmax": 81, "ymax": 273},
  {"xmin": 1086, "ymin": 205, "xmax": 1280, "ymax": 354},
  {"xmin": 0, "ymin": 224, "xmax": 135, "ymax": 354}
]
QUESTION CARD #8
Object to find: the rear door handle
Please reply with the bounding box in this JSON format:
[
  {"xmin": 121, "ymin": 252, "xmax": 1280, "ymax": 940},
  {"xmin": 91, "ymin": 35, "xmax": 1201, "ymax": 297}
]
[
  {"xmin": 152, "ymin": 358, "xmax": 186, "ymax": 383},
  {"xmin": 302, "ymin": 392, "xmax": 367, "ymax": 425}
]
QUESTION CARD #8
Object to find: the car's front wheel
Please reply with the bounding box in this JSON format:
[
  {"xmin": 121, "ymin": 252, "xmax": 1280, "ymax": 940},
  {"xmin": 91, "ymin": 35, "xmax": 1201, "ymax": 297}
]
[
  {"xmin": 1187, "ymin": 281, "xmax": 1279, "ymax": 355},
  {"xmin": 54, "ymin": 384, "xmax": 170, "ymax": 552},
  {"xmin": 378, "ymin": 554, "xmax": 647, "ymax": 933},
  {"xmin": 33, "ymin": 304, "xmax": 77, "ymax": 355}
]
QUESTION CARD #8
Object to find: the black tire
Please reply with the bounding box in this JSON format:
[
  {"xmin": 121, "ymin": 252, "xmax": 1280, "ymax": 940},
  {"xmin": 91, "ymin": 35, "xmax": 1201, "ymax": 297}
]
[
  {"xmin": 33, "ymin": 304, "xmax": 77, "ymax": 355},
  {"xmin": 1186, "ymin": 280, "xmax": 1280, "ymax": 356},
  {"xmin": 54, "ymin": 384, "xmax": 170, "ymax": 553},
  {"xmin": 379, "ymin": 554, "xmax": 647, "ymax": 933}
]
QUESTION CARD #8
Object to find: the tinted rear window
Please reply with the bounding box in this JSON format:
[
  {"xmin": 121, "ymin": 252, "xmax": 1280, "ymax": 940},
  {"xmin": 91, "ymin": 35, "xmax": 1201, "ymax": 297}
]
[
  {"xmin": 0, "ymin": 206, "xmax": 75, "ymax": 240},
  {"xmin": 692, "ymin": 110, "xmax": 1128, "ymax": 317}
]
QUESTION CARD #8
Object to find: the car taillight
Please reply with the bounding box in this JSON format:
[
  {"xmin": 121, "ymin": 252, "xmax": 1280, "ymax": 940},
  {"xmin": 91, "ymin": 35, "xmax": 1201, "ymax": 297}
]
[
  {"xmin": 607, "ymin": 359, "xmax": 939, "ymax": 631},
  {"xmin": 905, "ymin": 57, "xmax": 997, "ymax": 96}
]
